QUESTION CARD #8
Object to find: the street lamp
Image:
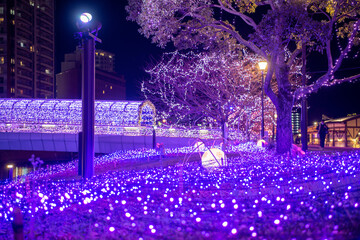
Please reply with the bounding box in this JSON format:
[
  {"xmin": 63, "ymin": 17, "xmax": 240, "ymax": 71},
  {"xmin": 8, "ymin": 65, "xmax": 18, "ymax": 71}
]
[
  {"xmin": 80, "ymin": 13, "xmax": 92, "ymax": 23},
  {"xmin": 258, "ymin": 61, "xmax": 267, "ymax": 139},
  {"xmin": 76, "ymin": 13, "xmax": 102, "ymax": 179}
]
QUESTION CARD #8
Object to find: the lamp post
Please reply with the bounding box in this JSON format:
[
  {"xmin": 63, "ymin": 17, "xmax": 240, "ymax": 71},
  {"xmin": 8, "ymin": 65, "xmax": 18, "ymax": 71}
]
[
  {"xmin": 258, "ymin": 61, "xmax": 267, "ymax": 139},
  {"xmin": 301, "ymin": 43, "xmax": 308, "ymax": 151},
  {"xmin": 76, "ymin": 13, "xmax": 102, "ymax": 179}
]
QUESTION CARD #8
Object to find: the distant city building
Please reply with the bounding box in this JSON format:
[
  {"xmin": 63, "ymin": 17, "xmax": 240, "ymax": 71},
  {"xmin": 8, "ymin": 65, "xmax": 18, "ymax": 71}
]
[
  {"xmin": 0, "ymin": 0, "xmax": 55, "ymax": 98},
  {"xmin": 95, "ymin": 49, "xmax": 115, "ymax": 72},
  {"xmin": 56, "ymin": 48, "xmax": 126, "ymax": 100},
  {"xmin": 292, "ymin": 108, "xmax": 301, "ymax": 135}
]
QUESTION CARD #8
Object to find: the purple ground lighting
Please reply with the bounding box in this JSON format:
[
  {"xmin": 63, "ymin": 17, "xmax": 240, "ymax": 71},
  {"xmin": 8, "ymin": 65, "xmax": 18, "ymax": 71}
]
[{"xmin": 0, "ymin": 144, "xmax": 360, "ymax": 239}]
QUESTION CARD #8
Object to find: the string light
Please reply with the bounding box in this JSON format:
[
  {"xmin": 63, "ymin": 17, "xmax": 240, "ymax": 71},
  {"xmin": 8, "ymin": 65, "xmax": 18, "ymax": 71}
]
[
  {"xmin": 128, "ymin": 0, "xmax": 360, "ymax": 151},
  {"xmin": 144, "ymin": 51, "xmax": 277, "ymax": 139},
  {"xmin": 0, "ymin": 99, "xmax": 155, "ymax": 134}
]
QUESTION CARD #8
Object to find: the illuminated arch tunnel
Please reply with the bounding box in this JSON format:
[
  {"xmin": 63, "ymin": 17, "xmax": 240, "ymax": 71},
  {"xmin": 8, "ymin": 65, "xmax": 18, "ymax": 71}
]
[
  {"xmin": 0, "ymin": 98, "xmax": 156, "ymax": 134},
  {"xmin": 0, "ymin": 98, "xmax": 164, "ymax": 153},
  {"xmin": 0, "ymin": 99, "xmax": 222, "ymax": 153}
]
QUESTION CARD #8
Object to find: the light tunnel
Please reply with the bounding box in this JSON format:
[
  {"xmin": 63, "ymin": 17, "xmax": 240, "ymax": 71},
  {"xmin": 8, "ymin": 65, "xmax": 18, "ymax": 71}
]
[{"xmin": 0, "ymin": 98, "xmax": 156, "ymax": 135}]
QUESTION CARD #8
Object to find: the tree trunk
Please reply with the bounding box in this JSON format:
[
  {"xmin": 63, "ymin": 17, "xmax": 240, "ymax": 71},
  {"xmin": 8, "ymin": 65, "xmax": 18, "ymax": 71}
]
[
  {"xmin": 275, "ymin": 98, "xmax": 293, "ymax": 154},
  {"xmin": 221, "ymin": 120, "xmax": 228, "ymax": 149}
]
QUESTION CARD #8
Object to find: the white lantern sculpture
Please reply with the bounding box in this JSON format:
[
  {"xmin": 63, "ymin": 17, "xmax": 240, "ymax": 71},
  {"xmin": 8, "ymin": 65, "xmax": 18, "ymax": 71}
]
[{"xmin": 201, "ymin": 148, "xmax": 227, "ymax": 171}]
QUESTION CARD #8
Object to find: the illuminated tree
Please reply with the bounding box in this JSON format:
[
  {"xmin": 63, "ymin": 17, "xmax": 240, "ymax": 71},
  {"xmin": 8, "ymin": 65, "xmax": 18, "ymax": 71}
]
[
  {"xmin": 143, "ymin": 50, "xmax": 275, "ymax": 142},
  {"xmin": 230, "ymin": 98, "xmax": 276, "ymax": 141},
  {"xmin": 127, "ymin": 0, "xmax": 360, "ymax": 154}
]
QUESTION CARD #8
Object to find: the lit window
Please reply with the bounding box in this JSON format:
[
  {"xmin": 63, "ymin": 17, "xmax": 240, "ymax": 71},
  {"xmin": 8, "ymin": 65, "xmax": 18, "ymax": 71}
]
[
  {"xmin": 10, "ymin": 9, "xmax": 15, "ymax": 15},
  {"xmin": 0, "ymin": 18, "xmax": 4, "ymax": 23},
  {"xmin": 109, "ymin": 55, "xmax": 112, "ymax": 59},
  {"xmin": 110, "ymin": 86, "xmax": 112, "ymax": 90},
  {"xmin": 20, "ymin": 61, "xmax": 24, "ymax": 66},
  {"xmin": 11, "ymin": 58, "xmax": 15, "ymax": 64},
  {"xmin": 29, "ymin": 1, "xmax": 35, "ymax": 7},
  {"xmin": 102, "ymin": 90, "xmax": 105, "ymax": 94},
  {"xmin": 0, "ymin": 57, "xmax": 4, "ymax": 64},
  {"xmin": 10, "ymin": 88, "xmax": 15, "ymax": 93},
  {"xmin": 45, "ymin": 69, "xmax": 50, "ymax": 74},
  {"xmin": 20, "ymin": 42, "xmax": 24, "ymax": 47},
  {"xmin": 100, "ymin": 53, "xmax": 104, "ymax": 56},
  {"xmin": 12, "ymin": 20, "xmax": 15, "ymax": 25},
  {"xmin": 30, "ymin": 46, "xmax": 34, "ymax": 52}
]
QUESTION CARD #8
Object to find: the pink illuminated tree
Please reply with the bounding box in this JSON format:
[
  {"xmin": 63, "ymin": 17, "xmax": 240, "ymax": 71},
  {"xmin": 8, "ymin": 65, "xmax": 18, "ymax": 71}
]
[
  {"xmin": 143, "ymin": 50, "xmax": 276, "ymax": 142},
  {"xmin": 127, "ymin": 0, "xmax": 360, "ymax": 154}
]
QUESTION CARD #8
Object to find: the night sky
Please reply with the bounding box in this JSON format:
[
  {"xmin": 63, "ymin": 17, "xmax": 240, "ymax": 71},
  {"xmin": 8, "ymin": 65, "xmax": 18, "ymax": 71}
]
[
  {"xmin": 55, "ymin": 0, "xmax": 164, "ymax": 100},
  {"xmin": 54, "ymin": 0, "xmax": 360, "ymax": 126}
]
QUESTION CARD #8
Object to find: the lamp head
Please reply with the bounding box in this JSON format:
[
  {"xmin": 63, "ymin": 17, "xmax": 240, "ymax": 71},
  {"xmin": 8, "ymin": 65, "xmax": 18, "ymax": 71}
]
[
  {"xmin": 7, "ymin": 164, "xmax": 14, "ymax": 169},
  {"xmin": 76, "ymin": 12, "xmax": 102, "ymax": 35},
  {"xmin": 258, "ymin": 61, "xmax": 267, "ymax": 70},
  {"xmin": 80, "ymin": 13, "xmax": 92, "ymax": 23}
]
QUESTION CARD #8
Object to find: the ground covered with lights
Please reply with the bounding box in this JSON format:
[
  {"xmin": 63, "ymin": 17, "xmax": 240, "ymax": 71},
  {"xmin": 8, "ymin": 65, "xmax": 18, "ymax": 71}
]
[{"xmin": 1, "ymin": 144, "xmax": 360, "ymax": 239}]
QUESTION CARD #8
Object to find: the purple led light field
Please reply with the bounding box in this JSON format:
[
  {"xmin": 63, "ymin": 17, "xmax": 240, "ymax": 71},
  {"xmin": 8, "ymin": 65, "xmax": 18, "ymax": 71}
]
[{"xmin": 0, "ymin": 144, "xmax": 359, "ymax": 239}]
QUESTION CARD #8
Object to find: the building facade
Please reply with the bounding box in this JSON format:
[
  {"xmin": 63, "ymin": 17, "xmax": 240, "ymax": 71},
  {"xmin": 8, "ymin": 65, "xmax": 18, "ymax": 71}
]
[
  {"xmin": 308, "ymin": 114, "xmax": 360, "ymax": 148},
  {"xmin": 0, "ymin": 0, "xmax": 54, "ymax": 98},
  {"xmin": 95, "ymin": 49, "xmax": 115, "ymax": 73},
  {"xmin": 56, "ymin": 48, "xmax": 126, "ymax": 100}
]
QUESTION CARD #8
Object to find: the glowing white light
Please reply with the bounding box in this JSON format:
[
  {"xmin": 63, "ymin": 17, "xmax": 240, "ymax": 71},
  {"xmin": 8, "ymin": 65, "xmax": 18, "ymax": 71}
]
[
  {"xmin": 257, "ymin": 139, "xmax": 266, "ymax": 147},
  {"xmin": 201, "ymin": 148, "xmax": 227, "ymax": 170},
  {"xmin": 80, "ymin": 13, "xmax": 92, "ymax": 23},
  {"xmin": 258, "ymin": 61, "xmax": 267, "ymax": 70}
]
